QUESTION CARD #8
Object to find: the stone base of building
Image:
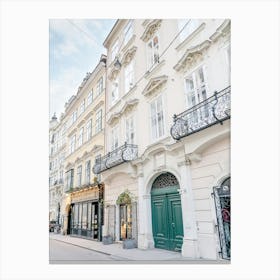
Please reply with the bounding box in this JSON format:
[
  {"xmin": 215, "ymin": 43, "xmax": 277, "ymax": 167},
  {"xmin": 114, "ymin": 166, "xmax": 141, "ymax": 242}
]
[
  {"xmin": 181, "ymin": 239, "xmax": 199, "ymax": 258},
  {"xmin": 137, "ymin": 233, "xmax": 155, "ymax": 249}
]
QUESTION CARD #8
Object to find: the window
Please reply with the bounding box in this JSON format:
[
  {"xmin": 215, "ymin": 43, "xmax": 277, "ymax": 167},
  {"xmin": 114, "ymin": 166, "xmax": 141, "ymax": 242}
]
[
  {"xmin": 225, "ymin": 44, "xmax": 231, "ymax": 84},
  {"xmin": 124, "ymin": 61, "xmax": 134, "ymax": 93},
  {"xmin": 111, "ymin": 125, "xmax": 119, "ymax": 151},
  {"xmin": 86, "ymin": 119, "xmax": 92, "ymax": 141},
  {"xmin": 126, "ymin": 116, "xmax": 135, "ymax": 144},
  {"xmin": 78, "ymin": 127, "xmax": 84, "ymax": 147},
  {"xmin": 59, "ymin": 170, "xmax": 63, "ymax": 183},
  {"xmin": 178, "ymin": 19, "xmax": 199, "ymax": 42},
  {"xmin": 95, "ymin": 109, "xmax": 102, "ymax": 134},
  {"xmin": 70, "ymin": 135, "xmax": 76, "ymax": 154},
  {"xmin": 77, "ymin": 165, "xmax": 82, "ymax": 187},
  {"xmin": 96, "ymin": 77, "xmax": 103, "ymax": 95},
  {"xmin": 80, "ymin": 100, "xmax": 85, "ymax": 115},
  {"xmin": 111, "ymin": 40, "xmax": 119, "ymax": 62},
  {"xmin": 150, "ymin": 95, "xmax": 165, "ymax": 141},
  {"xmin": 72, "ymin": 110, "xmax": 77, "ymax": 124},
  {"xmin": 147, "ymin": 35, "xmax": 159, "ymax": 69},
  {"xmin": 85, "ymin": 160, "xmax": 91, "ymax": 184},
  {"xmin": 87, "ymin": 90, "xmax": 93, "ymax": 106},
  {"xmin": 66, "ymin": 169, "xmax": 74, "ymax": 189},
  {"xmin": 124, "ymin": 20, "xmax": 133, "ymax": 45},
  {"xmin": 111, "ymin": 79, "xmax": 119, "ymax": 104}
]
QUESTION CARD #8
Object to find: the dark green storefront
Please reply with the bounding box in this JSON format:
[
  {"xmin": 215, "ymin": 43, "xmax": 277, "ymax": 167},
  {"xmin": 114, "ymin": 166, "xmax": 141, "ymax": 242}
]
[{"xmin": 151, "ymin": 173, "xmax": 184, "ymax": 252}]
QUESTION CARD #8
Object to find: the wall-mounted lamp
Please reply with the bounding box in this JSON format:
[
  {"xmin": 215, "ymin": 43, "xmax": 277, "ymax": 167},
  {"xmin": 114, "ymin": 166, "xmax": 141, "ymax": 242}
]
[{"xmin": 114, "ymin": 58, "xmax": 122, "ymax": 70}]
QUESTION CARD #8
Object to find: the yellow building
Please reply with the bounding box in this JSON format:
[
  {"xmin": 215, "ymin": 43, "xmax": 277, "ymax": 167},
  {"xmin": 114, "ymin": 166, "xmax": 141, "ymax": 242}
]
[{"xmin": 61, "ymin": 55, "xmax": 106, "ymax": 241}]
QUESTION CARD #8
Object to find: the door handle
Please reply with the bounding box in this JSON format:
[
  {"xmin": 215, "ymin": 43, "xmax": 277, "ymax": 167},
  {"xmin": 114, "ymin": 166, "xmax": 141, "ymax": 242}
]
[{"xmin": 171, "ymin": 223, "xmax": 175, "ymax": 228}]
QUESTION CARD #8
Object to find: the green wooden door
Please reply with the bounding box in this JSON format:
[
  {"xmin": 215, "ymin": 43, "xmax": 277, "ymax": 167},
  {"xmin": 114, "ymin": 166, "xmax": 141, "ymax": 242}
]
[{"xmin": 151, "ymin": 191, "xmax": 184, "ymax": 251}]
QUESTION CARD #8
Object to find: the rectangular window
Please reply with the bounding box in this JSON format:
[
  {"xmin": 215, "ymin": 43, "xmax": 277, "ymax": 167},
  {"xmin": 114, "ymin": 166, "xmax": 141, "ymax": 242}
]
[
  {"xmin": 150, "ymin": 96, "xmax": 165, "ymax": 141},
  {"xmin": 111, "ymin": 40, "xmax": 119, "ymax": 62},
  {"xmin": 82, "ymin": 203, "xmax": 87, "ymax": 229},
  {"xmin": 124, "ymin": 20, "xmax": 133, "ymax": 45},
  {"xmin": 178, "ymin": 19, "xmax": 199, "ymax": 42},
  {"xmin": 87, "ymin": 90, "xmax": 93, "ymax": 106},
  {"xmin": 85, "ymin": 160, "xmax": 91, "ymax": 184},
  {"xmin": 95, "ymin": 109, "xmax": 102, "ymax": 134},
  {"xmin": 111, "ymin": 125, "xmax": 119, "ymax": 151},
  {"xmin": 66, "ymin": 169, "xmax": 74, "ymax": 189},
  {"xmin": 78, "ymin": 203, "xmax": 82, "ymax": 228},
  {"xmin": 72, "ymin": 110, "xmax": 77, "ymax": 123},
  {"xmin": 124, "ymin": 61, "xmax": 134, "ymax": 93},
  {"xmin": 70, "ymin": 135, "xmax": 76, "ymax": 154},
  {"xmin": 225, "ymin": 45, "xmax": 231, "ymax": 84},
  {"xmin": 111, "ymin": 79, "xmax": 119, "ymax": 104},
  {"xmin": 77, "ymin": 165, "xmax": 82, "ymax": 187},
  {"xmin": 78, "ymin": 127, "xmax": 84, "ymax": 147},
  {"xmin": 125, "ymin": 116, "xmax": 135, "ymax": 144},
  {"xmin": 147, "ymin": 35, "xmax": 159, "ymax": 69},
  {"xmin": 80, "ymin": 100, "xmax": 85, "ymax": 115},
  {"xmin": 86, "ymin": 119, "xmax": 92, "ymax": 141},
  {"xmin": 96, "ymin": 77, "xmax": 103, "ymax": 95}
]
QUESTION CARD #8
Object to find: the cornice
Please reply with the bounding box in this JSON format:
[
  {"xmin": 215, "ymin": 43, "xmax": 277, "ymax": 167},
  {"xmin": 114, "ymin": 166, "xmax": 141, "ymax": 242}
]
[
  {"xmin": 93, "ymin": 100, "xmax": 104, "ymax": 112},
  {"xmin": 140, "ymin": 19, "xmax": 162, "ymax": 42},
  {"xmin": 142, "ymin": 75, "xmax": 168, "ymax": 97},
  {"xmin": 107, "ymin": 98, "xmax": 139, "ymax": 125},
  {"xmin": 209, "ymin": 19, "xmax": 231, "ymax": 42},
  {"xmin": 173, "ymin": 40, "xmax": 211, "ymax": 72}
]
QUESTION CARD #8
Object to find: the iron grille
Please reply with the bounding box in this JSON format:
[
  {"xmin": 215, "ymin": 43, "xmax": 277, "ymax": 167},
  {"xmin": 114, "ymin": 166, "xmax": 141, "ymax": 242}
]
[
  {"xmin": 93, "ymin": 142, "xmax": 138, "ymax": 174},
  {"xmin": 170, "ymin": 86, "xmax": 231, "ymax": 140}
]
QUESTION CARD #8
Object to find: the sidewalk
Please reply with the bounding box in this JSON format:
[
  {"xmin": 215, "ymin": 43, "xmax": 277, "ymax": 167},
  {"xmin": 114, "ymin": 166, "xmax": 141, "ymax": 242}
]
[{"xmin": 49, "ymin": 233, "xmax": 225, "ymax": 263}]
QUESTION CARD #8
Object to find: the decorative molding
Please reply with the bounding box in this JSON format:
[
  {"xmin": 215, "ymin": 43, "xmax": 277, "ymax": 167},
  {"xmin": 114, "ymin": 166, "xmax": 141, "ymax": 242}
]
[
  {"xmin": 209, "ymin": 19, "xmax": 231, "ymax": 42},
  {"xmin": 121, "ymin": 46, "xmax": 137, "ymax": 67},
  {"xmin": 121, "ymin": 34, "xmax": 136, "ymax": 53},
  {"xmin": 173, "ymin": 40, "xmax": 211, "ymax": 72},
  {"xmin": 93, "ymin": 100, "xmax": 104, "ymax": 111},
  {"xmin": 144, "ymin": 59, "xmax": 165, "ymax": 79},
  {"xmin": 142, "ymin": 75, "xmax": 168, "ymax": 97},
  {"xmin": 108, "ymin": 58, "xmax": 121, "ymax": 81},
  {"xmin": 65, "ymin": 162, "xmax": 74, "ymax": 169},
  {"xmin": 107, "ymin": 98, "xmax": 139, "ymax": 125},
  {"xmin": 142, "ymin": 19, "xmax": 150, "ymax": 27},
  {"xmin": 140, "ymin": 19, "xmax": 162, "ymax": 42}
]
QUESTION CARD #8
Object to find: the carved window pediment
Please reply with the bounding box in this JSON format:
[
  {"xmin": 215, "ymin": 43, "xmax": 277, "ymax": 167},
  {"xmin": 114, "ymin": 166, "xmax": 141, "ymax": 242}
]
[
  {"xmin": 140, "ymin": 19, "xmax": 162, "ymax": 42},
  {"xmin": 142, "ymin": 75, "xmax": 168, "ymax": 97},
  {"xmin": 108, "ymin": 61, "xmax": 121, "ymax": 81},
  {"xmin": 173, "ymin": 40, "xmax": 211, "ymax": 72},
  {"xmin": 209, "ymin": 19, "xmax": 231, "ymax": 42},
  {"xmin": 107, "ymin": 98, "xmax": 139, "ymax": 125},
  {"xmin": 121, "ymin": 46, "xmax": 137, "ymax": 66}
]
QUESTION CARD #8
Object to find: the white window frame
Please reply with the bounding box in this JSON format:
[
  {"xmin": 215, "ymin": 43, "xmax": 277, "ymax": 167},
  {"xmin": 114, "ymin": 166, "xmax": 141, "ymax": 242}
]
[
  {"xmin": 124, "ymin": 60, "xmax": 134, "ymax": 94},
  {"xmin": 96, "ymin": 77, "xmax": 103, "ymax": 95},
  {"xmin": 125, "ymin": 115, "xmax": 135, "ymax": 144},
  {"xmin": 124, "ymin": 20, "xmax": 133, "ymax": 45},
  {"xmin": 80, "ymin": 99, "xmax": 85, "ymax": 115},
  {"xmin": 87, "ymin": 90, "xmax": 93, "ymax": 106},
  {"xmin": 78, "ymin": 127, "xmax": 84, "ymax": 147},
  {"xmin": 146, "ymin": 34, "xmax": 160, "ymax": 70},
  {"xmin": 77, "ymin": 165, "xmax": 82, "ymax": 187},
  {"xmin": 224, "ymin": 44, "xmax": 231, "ymax": 85},
  {"xmin": 111, "ymin": 125, "xmax": 119, "ymax": 151},
  {"xmin": 111, "ymin": 40, "xmax": 119, "ymax": 62},
  {"xmin": 95, "ymin": 109, "xmax": 102, "ymax": 134},
  {"xmin": 85, "ymin": 160, "xmax": 91, "ymax": 184},
  {"xmin": 150, "ymin": 95, "xmax": 165, "ymax": 142},
  {"xmin": 72, "ymin": 110, "xmax": 77, "ymax": 123},
  {"xmin": 178, "ymin": 19, "xmax": 199, "ymax": 42},
  {"xmin": 70, "ymin": 134, "xmax": 76, "ymax": 154},
  {"xmin": 86, "ymin": 119, "xmax": 92, "ymax": 141},
  {"xmin": 111, "ymin": 78, "xmax": 119, "ymax": 105}
]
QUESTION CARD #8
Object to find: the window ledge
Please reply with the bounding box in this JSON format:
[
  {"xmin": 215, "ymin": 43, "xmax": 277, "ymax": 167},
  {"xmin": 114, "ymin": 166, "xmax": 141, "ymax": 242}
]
[
  {"xmin": 122, "ymin": 85, "xmax": 137, "ymax": 101},
  {"xmin": 121, "ymin": 34, "xmax": 136, "ymax": 53},
  {"xmin": 176, "ymin": 23, "xmax": 206, "ymax": 52},
  {"xmin": 108, "ymin": 98, "xmax": 122, "ymax": 112},
  {"xmin": 144, "ymin": 60, "xmax": 165, "ymax": 80}
]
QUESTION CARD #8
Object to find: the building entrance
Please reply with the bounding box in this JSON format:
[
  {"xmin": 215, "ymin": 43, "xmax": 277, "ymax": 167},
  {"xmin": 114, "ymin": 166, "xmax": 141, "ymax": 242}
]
[{"xmin": 151, "ymin": 172, "xmax": 184, "ymax": 252}]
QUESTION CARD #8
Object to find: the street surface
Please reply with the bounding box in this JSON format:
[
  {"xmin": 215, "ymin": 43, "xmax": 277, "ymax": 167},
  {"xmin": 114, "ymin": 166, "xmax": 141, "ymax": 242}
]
[{"xmin": 49, "ymin": 239, "xmax": 124, "ymax": 263}]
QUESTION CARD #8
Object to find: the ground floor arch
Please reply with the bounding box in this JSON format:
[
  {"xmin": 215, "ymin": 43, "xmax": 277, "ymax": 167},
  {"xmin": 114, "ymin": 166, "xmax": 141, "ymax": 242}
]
[{"xmin": 150, "ymin": 172, "xmax": 184, "ymax": 252}]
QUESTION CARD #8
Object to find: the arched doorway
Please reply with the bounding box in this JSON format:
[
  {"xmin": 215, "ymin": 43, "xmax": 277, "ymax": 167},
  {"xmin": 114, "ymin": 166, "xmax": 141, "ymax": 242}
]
[
  {"xmin": 213, "ymin": 177, "xmax": 231, "ymax": 260},
  {"xmin": 151, "ymin": 172, "xmax": 184, "ymax": 252}
]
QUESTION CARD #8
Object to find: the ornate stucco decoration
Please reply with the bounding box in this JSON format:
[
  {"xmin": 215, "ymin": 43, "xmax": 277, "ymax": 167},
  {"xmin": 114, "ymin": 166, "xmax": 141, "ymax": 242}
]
[
  {"xmin": 209, "ymin": 19, "xmax": 231, "ymax": 42},
  {"xmin": 107, "ymin": 99, "xmax": 139, "ymax": 125},
  {"xmin": 140, "ymin": 19, "xmax": 162, "ymax": 42},
  {"xmin": 121, "ymin": 46, "xmax": 137, "ymax": 67},
  {"xmin": 108, "ymin": 58, "xmax": 121, "ymax": 81},
  {"xmin": 142, "ymin": 75, "xmax": 168, "ymax": 97},
  {"xmin": 65, "ymin": 162, "xmax": 74, "ymax": 169},
  {"xmin": 93, "ymin": 100, "xmax": 104, "ymax": 111},
  {"xmin": 173, "ymin": 40, "xmax": 211, "ymax": 72}
]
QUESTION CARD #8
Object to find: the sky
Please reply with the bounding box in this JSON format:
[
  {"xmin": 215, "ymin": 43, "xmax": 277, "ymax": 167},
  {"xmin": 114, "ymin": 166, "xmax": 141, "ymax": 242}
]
[{"xmin": 49, "ymin": 19, "xmax": 116, "ymax": 119}]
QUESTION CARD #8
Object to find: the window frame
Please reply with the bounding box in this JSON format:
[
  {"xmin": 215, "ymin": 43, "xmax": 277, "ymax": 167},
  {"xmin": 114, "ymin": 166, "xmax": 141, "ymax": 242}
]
[
  {"xmin": 146, "ymin": 33, "xmax": 160, "ymax": 70},
  {"xmin": 124, "ymin": 60, "xmax": 134, "ymax": 94},
  {"xmin": 124, "ymin": 20, "xmax": 133, "ymax": 45},
  {"xmin": 77, "ymin": 165, "xmax": 82, "ymax": 187},
  {"xmin": 111, "ymin": 40, "xmax": 119, "ymax": 62},
  {"xmin": 95, "ymin": 109, "xmax": 102, "ymax": 134}
]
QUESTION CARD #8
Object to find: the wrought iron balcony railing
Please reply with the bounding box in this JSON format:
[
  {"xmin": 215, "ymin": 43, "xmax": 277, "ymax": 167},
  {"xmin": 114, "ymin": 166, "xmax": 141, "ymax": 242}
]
[
  {"xmin": 170, "ymin": 86, "xmax": 231, "ymax": 140},
  {"xmin": 93, "ymin": 143, "xmax": 138, "ymax": 174}
]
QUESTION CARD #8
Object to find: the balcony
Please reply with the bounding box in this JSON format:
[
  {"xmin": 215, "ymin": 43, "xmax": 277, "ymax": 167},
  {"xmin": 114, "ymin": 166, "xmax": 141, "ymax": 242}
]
[
  {"xmin": 93, "ymin": 143, "xmax": 138, "ymax": 174},
  {"xmin": 170, "ymin": 86, "xmax": 231, "ymax": 140}
]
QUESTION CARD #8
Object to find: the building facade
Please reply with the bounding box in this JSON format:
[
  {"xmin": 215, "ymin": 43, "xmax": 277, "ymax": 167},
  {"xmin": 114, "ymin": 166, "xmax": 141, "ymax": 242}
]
[
  {"xmin": 93, "ymin": 19, "xmax": 230, "ymax": 260},
  {"xmin": 60, "ymin": 55, "xmax": 107, "ymax": 241},
  {"xmin": 49, "ymin": 114, "xmax": 67, "ymax": 224}
]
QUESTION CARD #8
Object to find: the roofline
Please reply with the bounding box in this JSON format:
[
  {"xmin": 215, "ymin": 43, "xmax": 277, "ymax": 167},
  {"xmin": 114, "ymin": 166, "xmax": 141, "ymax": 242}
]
[{"xmin": 103, "ymin": 19, "xmax": 121, "ymax": 48}]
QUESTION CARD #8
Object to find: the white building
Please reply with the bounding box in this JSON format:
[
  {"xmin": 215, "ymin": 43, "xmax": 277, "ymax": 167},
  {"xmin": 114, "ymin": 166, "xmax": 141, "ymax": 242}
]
[
  {"xmin": 94, "ymin": 19, "xmax": 231, "ymax": 260},
  {"xmin": 49, "ymin": 113, "xmax": 67, "ymax": 224}
]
